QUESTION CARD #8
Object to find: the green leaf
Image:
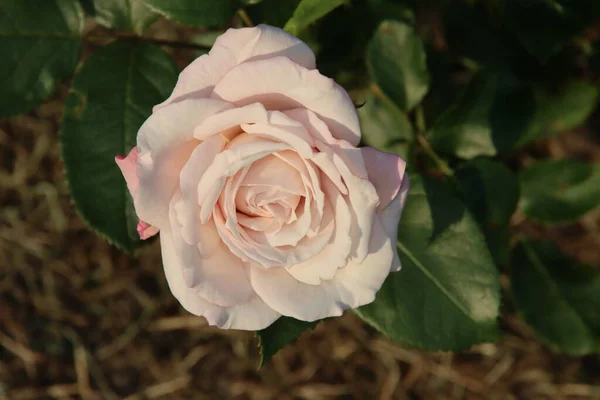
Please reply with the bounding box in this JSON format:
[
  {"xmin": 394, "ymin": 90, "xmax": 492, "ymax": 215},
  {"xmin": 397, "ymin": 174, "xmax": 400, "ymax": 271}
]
[
  {"xmin": 503, "ymin": 0, "xmax": 600, "ymax": 62},
  {"xmin": 355, "ymin": 175, "xmax": 501, "ymax": 350},
  {"xmin": 517, "ymin": 81, "xmax": 599, "ymax": 146},
  {"xmin": 247, "ymin": 0, "xmax": 300, "ymax": 28},
  {"xmin": 256, "ymin": 317, "xmax": 318, "ymax": 367},
  {"xmin": 283, "ymin": 0, "xmax": 346, "ymax": 36},
  {"xmin": 367, "ymin": 20, "xmax": 429, "ymax": 111},
  {"xmin": 428, "ymin": 71, "xmax": 535, "ymax": 159},
  {"xmin": 93, "ymin": 0, "xmax": 159, "ymax": 34},
  {"xmin": 518, "ymin": 159, "xmax": 600, "ymax": 224},
  {"xmin": 456, "ymin": 159, "xmax": 519, "ymax": 267},
  {"xmin": 0, "ymin": 0, "xmax": 84, "ymax": 117},
  {"xmin": 511, "ymin": 239, "xmax": 600, "ymax": 354},
  {"xmin": 60, "ymin": 40, "xmax": 178, "ymax": 252},
  {"xmin": 358, "ymin": 92, "xmax": 413, "ymax": 160},
  {"xmin": 141, "ymin": 0, "xmax": 238, "ymax": 27}
]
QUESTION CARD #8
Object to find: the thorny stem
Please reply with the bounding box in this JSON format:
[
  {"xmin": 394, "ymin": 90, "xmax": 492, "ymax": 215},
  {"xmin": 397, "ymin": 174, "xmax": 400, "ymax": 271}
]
[{"xmin": 84, "ymin": 32, "xmax": 213, "ymax": 51}]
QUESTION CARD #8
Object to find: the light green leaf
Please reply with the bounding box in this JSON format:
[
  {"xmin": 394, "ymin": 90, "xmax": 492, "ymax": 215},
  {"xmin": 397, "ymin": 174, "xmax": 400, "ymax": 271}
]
[
  {"xmin": 141, "ymin": 0, "xmax": 238, "ymax": 27},
  {"xmin": 0, "ymin": 0, "xmax": 83, "ymax": 117},
  {"xmin": 511, "ymin": 239, "xmax": 600, "ymax": 354},
  {"xmin": 358, "ymin": 92, "xmax": 413, "ymax": 160},
  {"xmin": 367, "ymin": 20, "xmax": 429, "ymax": 111},
  {"xmin": 93, "ymin": 0, "xmax": 159, "ymax": 34},
  {"xmin": 247, "ymin": 0, "xmax": 300, "ymax": 28},
  {"xmin": 284, "ymin": 0, "xmax": 346, "ymax": 36},
  {"xmin": 256, "ymin": 317, "xmax": 318, "ymax": 367},
  {"xmin": 518, "ymin": 159, "xmax": 600, "ymax": 224},
  {"xmin": 355, "ymin": 175, "xmax": 501, "ymax": 350},
  {"xmin": 60, "ymin": 40, "xmax": 178, "ymax": 252}
]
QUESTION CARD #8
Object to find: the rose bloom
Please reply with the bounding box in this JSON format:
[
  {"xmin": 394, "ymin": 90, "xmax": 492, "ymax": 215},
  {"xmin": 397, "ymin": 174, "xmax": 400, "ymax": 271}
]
[{"xmin": 116, "ymin": 25, "xmax": 409, "ymax": 330}]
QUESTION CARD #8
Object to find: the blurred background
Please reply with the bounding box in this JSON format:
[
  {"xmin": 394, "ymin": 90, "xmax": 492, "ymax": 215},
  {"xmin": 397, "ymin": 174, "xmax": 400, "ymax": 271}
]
[{"xmin": 3, "ymin": 0, "xmax": 600, "ymax": 399}]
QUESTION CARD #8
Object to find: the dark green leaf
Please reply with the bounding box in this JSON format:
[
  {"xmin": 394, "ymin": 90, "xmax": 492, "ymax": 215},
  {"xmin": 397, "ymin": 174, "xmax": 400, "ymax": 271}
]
[
  {"xmin": 141, "ymin": 0, "xmax": 238, "ymax": 27},
  {"xmin": 367, "ymin": 20, "xmax": 429, "ymax": 111},
  {"xmin": 284, "ymin": 0, "xmax": 346, "ymax": 35},
  {"xmin": 428, "ymin": 71, "xmax": 536, "ymax": 159},
  {"xmin": 246, "ymin": 0, "xmax": 300, "ymax": 28},
  {"xmin": 511, "ymin": 239, "xmax": 600, "ymax": 354},
  {"xmin": 60, "ymin": 40, "xmax": 178, "ymax": 252},
  {"xmin": 355, "ymin": 175, "xmax": 501, "ymax": 350},
  {"xmin": 517, "ymin": 81, "xmax": 599, "ymax": 146},
  {"xmin": 358, "ymin": 93, "xmax": 413, "ymax": 160},
  {"xmin": 256, "ymin": 317, "xmax": 318, "ymax": 367},
  {"xmin": 456, "ymin": 159, "xmax": 519, "ymax": 267},
  {"xmin": 518, "ymin": 159, "xmax": 600, "ymax": 224},
  {"xmin": 93, "ymin": 0, "xmax": 159, "ymax": 34},
  {"xmin": 0, "ymin": 0, "xmax": 83, "ymax": 117},
  {"xmin": 503, "ymin": 0, "xmax": 600, "ymax": 62}
]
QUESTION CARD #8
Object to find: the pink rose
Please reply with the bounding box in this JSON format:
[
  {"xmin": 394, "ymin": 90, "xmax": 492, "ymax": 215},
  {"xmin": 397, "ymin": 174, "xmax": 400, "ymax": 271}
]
[{"xmin": 115, "ymin": 25, "xmax": 409, "ymax": 330}]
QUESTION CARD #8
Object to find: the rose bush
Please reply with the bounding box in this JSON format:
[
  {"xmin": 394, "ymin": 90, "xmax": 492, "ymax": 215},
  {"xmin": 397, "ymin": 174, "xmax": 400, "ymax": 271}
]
[{"xmin": 115, "ymin": 24, "xmax": 409, "ymax": 330}]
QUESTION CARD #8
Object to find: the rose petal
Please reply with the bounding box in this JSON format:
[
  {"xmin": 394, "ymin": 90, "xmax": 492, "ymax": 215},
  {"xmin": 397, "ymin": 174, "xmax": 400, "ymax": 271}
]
[
  {"xmin": 160, "ymin": 227, "xmax": 280, "ymax": 330},
  {"xmin": 115, "ymin": 146, "xmax": 139, "ymax": 196},
  {"xmin": 286, "ymin": 177, "xmax": 352, "ymax": 284},
  {"xmin": 212, "ymin": 56, "xmax": 361, "ymax": 146},
  {"xmin": 250, "ymin": 217, "xmax": 393, "ymax": 321},
  {"xmin": 155, "ymin": 25, "xmax": 316, "ymax": 110},
  {"xmin": 379, "ymin": 175, "xmax": 410, "ymax": 272},
  {"xmin": 361, "ymin": 147, "xmax": 407, "ymax": 212},
  {"xmin": 135, "ymin": 98, "xmax": 233, "ymax": 227}
]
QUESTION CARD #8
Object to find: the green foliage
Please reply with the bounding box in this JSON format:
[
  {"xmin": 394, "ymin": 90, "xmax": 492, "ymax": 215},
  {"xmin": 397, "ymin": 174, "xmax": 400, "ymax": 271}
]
[
  {"xmin": 256, "ymin": 317, "xmax": 319, "ymax": 366},
  {"xmin": 518, "ymin": 159, "xmax": 600, "ymax": 224},
  {"xmin": 60, "ymin": 40, "xmax": 178, "ymax": 252},
  {"xmin": 284, "ymin": 0, "xmax": 346, "ymax": 35},
  {"xmin": 140, "ymin": 0, "xmax": 239, "ymax": 27},
  {"xmin": 355, "ymin": 175, "xmax": 501, "ymax": 350},
  {"xmin": 0, "ymin": 0, "xmax": 84, "ymax": 117},
  {"xmin": 456, "ymin": 159, "xmax": 519, "ymax": 267},
  {"xmin": 5, "ymin": 0, "xmax": 600, "ymax": 367},
  {"xmin": 358, "ymin": 93, "xmax": 413, "ymax": 160},
  {"xmin": 93, "ymin": 0, "xmax": 159, "ymax": 34},
  {"xmin": 511, "ymin": 240, "xmax": 600, "ymax": 354},
  {"xmin": 367, "ymin": 20, "xmax": 429, "ymax": 111}
]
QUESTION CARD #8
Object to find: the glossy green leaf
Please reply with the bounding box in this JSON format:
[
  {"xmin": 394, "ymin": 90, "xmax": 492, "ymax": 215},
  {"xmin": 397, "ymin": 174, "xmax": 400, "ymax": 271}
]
[
  {"xmin": 0, "ymin": 0, "xmax": 83, "ymax": 117},
  {"xmin": 518, "ymin": 159, "xmax": 600, "ymax": 224},
  {"xmin": 355, "ymin": 175, "xmax": 501, "ymax": 350},
  {"xmin": 503, "ymin": 0, "xmax": 600, "ymax": 62},
  {"xmin": 367, "ymin": 20, "xmax": 429, "ymax": 111},
  {"xmin": 93, "ymin": 0, "xmax": 159, "ymax": 34},
  {"xmin": 511, "ymin": 239, "xmax": 600, "ymax": 354},
  {"xmin": 358, "ymin": 93, "xmax": 413, "ymax": 160},
  {"xmin": 456, "ymin": 159, "xmax": 519, "ymax": 267},
  {"xmin": 284, "ymin": 0, "xmax": 346, "ymax": 35},
  {"xmin": 141, "ymin": 0, "xmax": 238, "ymax": 27},
  {"xmin": 60, "ymin": 40, "xmax": 178, "ymax": 252},
  {"xmin": 256, "ymin": 317, "xmax": 318, "ymax": 367}
]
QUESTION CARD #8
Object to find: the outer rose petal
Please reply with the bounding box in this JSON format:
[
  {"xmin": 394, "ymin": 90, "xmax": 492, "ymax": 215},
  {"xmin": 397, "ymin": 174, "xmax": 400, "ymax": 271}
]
[
  {"xmin": 378, "ymin": 176, "xmax": 410, "ymax": 272},
  {"xmin": 160, "ymin": 227, "xmax": 281, "ymax": 330},
  {"xmin": 115, "ymin": 147, "xmax": 158, "ymax": 240},
  {"xmin": 115, "ymin": 147, "xmax": 139, "ymax": 195},
  {"xmin": 155, "ymin": 25, "xmax": 316, "ymax": 110},
  {"xmin": 212, "ymin": 56, "xmax": 361, "ymax": 146},
  {"xmin": 135, "ymin": 98, "xmax": 232, "ymax": 228},
  {"xmin": 360, "ymin": 147, "xmax": 407, "ymax": 212},
  {"xmin": 250, "ymin": 218, "xmax": 393, "ymax": 321},
  {"xmin": 361, "ymin": 147, "xmax": 410, "ymax": 272}
]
